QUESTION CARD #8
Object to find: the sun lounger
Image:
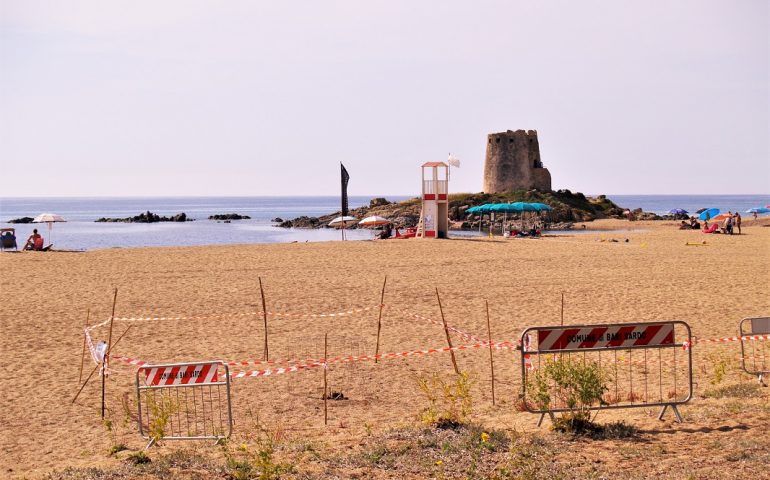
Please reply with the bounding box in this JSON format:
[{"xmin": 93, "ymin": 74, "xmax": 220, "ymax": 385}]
[
  {"xmin": 1, "ymin": 228, "xmax": 17, "ymax": 250},
  {"xmin": 702, "ymin": 224, "xmax": 719, "ymax": 234}
]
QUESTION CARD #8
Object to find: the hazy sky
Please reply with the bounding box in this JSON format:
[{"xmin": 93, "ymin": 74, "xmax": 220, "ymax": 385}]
[{"xmin": 1, "ymin": 1, "xmax": 768, "ymax": 197}]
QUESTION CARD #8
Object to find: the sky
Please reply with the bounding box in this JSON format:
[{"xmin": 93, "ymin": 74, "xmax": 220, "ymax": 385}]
[{"xmin": 1, "ymin": 0, "xmax": 768, "ymax": 197}]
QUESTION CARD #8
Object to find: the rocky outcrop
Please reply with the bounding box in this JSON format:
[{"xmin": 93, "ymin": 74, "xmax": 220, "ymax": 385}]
[
  {"xmin": 277, "ymin": 191, "xmax": 651, "ymax": 230},
  {"xmin": 8, "ymin": 217, "xmax": 34, "ymax": 224},
  {"xmin": 95, "ymin": 211, "xmax": 192, "ymax": 223},
  {"xmin": 278, "ymin": 216, "xmax": 323, "ymax": 228},
  {"xmin": 208, "ymin": 213, "xmax": 251, "ymax": 221}
]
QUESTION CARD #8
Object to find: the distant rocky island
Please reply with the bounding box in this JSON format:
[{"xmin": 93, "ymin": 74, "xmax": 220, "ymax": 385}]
[
  {"xmin": 208, "ymin": 213, "xmax": 251, "ymax": 220},
  {"xmin": 8, "ymin": 217, "xmax": 34, "ymax": 224},
  {"xmin": 95, "ymin": 211, "xmax": 191, "ymax": 223},
  {"xmin": 93, "ymin": 211, "xmax": 253, "ymax": 223}
]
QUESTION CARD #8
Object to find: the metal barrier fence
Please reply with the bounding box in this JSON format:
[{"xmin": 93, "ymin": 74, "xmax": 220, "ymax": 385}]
[
  {"xmin": 136, "ymin": 361, "xmax": 232, "ymax": 447},
  {"xmin": 521, "ymin": 321, "xmax": 692, "ymax": 425},
  {"xmin": 740, "ymin": 317, "xmax": 770, "ymax": 385}
]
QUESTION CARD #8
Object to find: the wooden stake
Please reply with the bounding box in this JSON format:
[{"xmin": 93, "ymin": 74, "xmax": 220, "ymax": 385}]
[
  {"xmin": 560, "ymin": 292, "xmax": 564, "ymax": 326},
  {"xmin": 374, "ymin": 276, "xmax": 387, "ymax": 363},
  {"xmin": 485, "ymin": 300, "xmax": 496, "ymax": 406},
  {"xmin": 259, "ymin": 277, "xmax": 269, "ymax": 361},
  {"xmin": 79, "ymin": 308, "xmax": 91, "ymax": 383},
  {"xmin": 102, "ymin": 288, "xmax": 118, "ymax": 419},
  {"xmin": 73, "ymin": 325, "xmax": 131, "ymax": 404},
  {"xmin": 436, "ymin": 288, "xmax": 460, "ymax": 375},
  {"xmin": 323, "ymin": 333, "xmax": 328, "ymax": 426}
]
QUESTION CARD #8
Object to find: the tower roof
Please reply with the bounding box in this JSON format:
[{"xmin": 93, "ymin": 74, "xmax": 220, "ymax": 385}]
[{"xmin": 422, "ymin": 161, "xmax": 448, "ymax": 167}]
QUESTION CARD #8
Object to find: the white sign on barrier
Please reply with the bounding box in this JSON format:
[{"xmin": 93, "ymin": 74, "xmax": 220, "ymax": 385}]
[
  {"xmin": 536, "ymin": 323, "xmax": 675, "ymax": 351},
  {"xmin": 141, "ymin": 362, "xmax": 220, "ymax": 386}
]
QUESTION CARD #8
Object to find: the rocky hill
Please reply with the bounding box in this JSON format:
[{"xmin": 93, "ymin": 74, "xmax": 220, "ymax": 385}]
[{"xmin": 278, "ymin": 190, "xmax": 647, "ymax": 229}]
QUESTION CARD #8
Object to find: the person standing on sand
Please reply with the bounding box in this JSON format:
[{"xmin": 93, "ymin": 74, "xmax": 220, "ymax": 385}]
[{"xmin": 735, "ymin": 212, "xmax": 741, "ymax": 234}]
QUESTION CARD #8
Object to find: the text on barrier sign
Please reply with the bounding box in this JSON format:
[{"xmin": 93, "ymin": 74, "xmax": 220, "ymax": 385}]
[
  {"xmin": 537, "ymin": 323, "xmax": 675, "ymax": 351},
  {"xmin": 141, "ymin": 362, "xmax": 219, "ymax": 386}
]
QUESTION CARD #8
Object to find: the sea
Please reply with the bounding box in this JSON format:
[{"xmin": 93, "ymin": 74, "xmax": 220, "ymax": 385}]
[{"xmin": 0, "ymin": 194, "xmax": 767, "ymax": 251}]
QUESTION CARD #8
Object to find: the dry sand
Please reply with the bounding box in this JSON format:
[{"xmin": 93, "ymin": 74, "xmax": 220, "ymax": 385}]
[{"xmin": 1, "ymin": 219, "xmax": 769, "ymax": 478}]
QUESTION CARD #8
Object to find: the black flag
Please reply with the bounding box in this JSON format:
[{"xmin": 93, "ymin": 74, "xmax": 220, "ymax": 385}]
[{"xmin": 341, "ymin": 163, "xmax": 350, "ymax": 217}]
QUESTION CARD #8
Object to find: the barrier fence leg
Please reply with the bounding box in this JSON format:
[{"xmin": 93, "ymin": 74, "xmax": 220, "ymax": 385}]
[
  {"xmin": 658, "ymin": 404, "xmax": 684, "ymax": 423},
  {"xmin": 536, "ymin": 412, "xmax": 556, "ymax": 427}
]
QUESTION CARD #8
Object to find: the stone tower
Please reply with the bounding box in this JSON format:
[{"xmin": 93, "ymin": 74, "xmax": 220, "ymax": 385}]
[{"xmin": 483, "ymin": 129, "xmax": 552, "ymax": 193}]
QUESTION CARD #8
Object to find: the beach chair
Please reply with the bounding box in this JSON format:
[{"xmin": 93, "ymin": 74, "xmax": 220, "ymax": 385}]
[
  {"xmin": 702, "ymin": 223, "xmax": 719, "ymax": 234},
  {"xmin": 1, "ymin": 228, "xmax": 17, "ymax": 250}
]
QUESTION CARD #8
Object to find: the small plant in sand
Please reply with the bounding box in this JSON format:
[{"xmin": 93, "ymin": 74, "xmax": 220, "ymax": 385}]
[
  {"xmin": 417, "ymin": 371, "xmax": 473, "ymax": 428},
  {"xmin": 103, "ymin": 391, "xmax": 137, "ymax": 455},
  {"xmin": 222, "ymin": 408, "xmax": 293, "ymax": 480},
  {"xmin": 146, "ymin": 391, "xmax": 180, "ymax": 444},
  {"xmin": 704, "ymin": 350, "xmax": 733, "ymax": 385},
  {"xmin": 526, "ymin": 356, "xmax": 609, "ymax": 433}
]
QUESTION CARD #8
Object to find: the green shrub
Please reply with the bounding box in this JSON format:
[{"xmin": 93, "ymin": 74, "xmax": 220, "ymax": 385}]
[
  {"xmin": 526, "ymin": 356, "xmax": 609, "ymax": 432},
  {"xmin": 417, "ymin": 372, "xmax": 473, "ymax": 427}
]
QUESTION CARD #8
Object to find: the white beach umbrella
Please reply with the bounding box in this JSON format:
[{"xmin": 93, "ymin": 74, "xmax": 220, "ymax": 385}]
[
  {"xmin": 358, "ymin": 215, "xmax": 390, "ymax": 227},
  {"xmin": 32, "ymin": 213, "xmax": 66, "ymax": 246},
  {"xmin": 328, "ymin": 216, "xmax": 358, "ymax": 228}
]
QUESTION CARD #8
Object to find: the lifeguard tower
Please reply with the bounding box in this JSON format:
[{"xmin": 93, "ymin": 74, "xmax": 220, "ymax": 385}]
[{"xmin": 417, "ymin": 162, "xmax": 449, "ymax": 238}]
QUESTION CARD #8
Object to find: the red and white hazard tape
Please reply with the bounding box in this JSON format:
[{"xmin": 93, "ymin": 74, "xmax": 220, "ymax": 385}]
[
  {"xmin": 106, "ymin": 340, "xmax": 519, "ymax": 379},
  {"xmin": 88, "ymin": 305, "xmax": 382, "ymax": 326},
  {"xmin": 230, "ymin": 340, "xmax": 518, "ymax": 379},
  {"xmin": 111, "ymin": 355, "xmax": 148, "ymax": 367},
  {"xmin": 694, "ymin": 335, "xmax": 770, "ymax": 344},
  {"xmin": 390, "ymin": 307, "xmax": 483, "ymax": 343}
]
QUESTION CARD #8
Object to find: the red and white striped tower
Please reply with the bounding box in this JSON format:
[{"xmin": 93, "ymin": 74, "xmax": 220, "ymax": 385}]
[{"xmin": 417, "ymin": 162, "xmax": 449, "ymax": 238}]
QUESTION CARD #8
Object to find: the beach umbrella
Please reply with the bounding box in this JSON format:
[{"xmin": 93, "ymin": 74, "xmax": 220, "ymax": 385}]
[
  {"xmin": 746, "ymin": 207, "xmax": 770, "ymax": 214},
  {"xmin": 668, "ymin": 208, "xmax": 688, "ymax": 215},
  {"xmin": 698, "ymin": 208, "xmax": 719, "ymax": 221},
  {"xmin": 695, "ymin": 208, "xmax": 708, "ymax": 214},
  {"xmin": 358, "ymin": 215, "xmax": 390, "ymax": 227},
  {"xmin": 328, "ymin": 216, "xmax": 357, "ymax": 228},
  {"xmin": 530, "ymin": 203, "xmax": 553, "ymax": 212},
  {"xmin": 476, "ymin": 204, "xmax": 497, "ymax": 213},
  {"xmin": 32, "ymin": 213, "xmax": 66, "ymax": 247}
]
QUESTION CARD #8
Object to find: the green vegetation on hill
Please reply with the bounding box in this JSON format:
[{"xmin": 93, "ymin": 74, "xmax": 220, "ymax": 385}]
[{"xmin": 447, "ymin": 190, "xmax": 625, "ymax": 223}]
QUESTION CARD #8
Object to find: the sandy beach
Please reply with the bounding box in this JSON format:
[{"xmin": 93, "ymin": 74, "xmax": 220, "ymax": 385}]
[{"xmin": 1, "ymin": 219, "xmax": 769, "ymax": 479}]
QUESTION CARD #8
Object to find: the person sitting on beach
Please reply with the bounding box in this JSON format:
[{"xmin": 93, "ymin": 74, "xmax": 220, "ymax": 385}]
[
  {"xmin": 24, "ymin": 229, "xmax": 43, "ymax": 251},
  {"xmin": 689, "ymin": 217, "xmax": 699, "ymax": 229},
  {"xmin": 377, "ymin": 224, "xmax": 393, "ymax": 240},
  {"xmin": 724, "ymin": 213, "xmax": 733, "ymax": 235},
  {"xmin": 679, "ymin": 220, "xmax": 689, "ymax": 230}
]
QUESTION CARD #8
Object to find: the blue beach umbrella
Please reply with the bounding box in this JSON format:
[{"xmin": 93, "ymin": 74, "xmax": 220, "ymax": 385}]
[
  {"xmin": 698, "ymin": 208, "xmax": 719, "ymax": 221},
  {"xmin": 747, "ymin": 207, "xmax": 770, "ymax": 214},
  {"xmin": 530, "ymin": 202, "xmax": 553, "ymax": 212}
]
